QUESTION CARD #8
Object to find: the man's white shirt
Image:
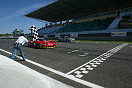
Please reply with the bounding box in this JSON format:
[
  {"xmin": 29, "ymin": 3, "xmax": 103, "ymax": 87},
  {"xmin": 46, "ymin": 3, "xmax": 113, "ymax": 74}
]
[{"xmin": 15, "ymin": 36, "xmax": 28, "ymax": 45}]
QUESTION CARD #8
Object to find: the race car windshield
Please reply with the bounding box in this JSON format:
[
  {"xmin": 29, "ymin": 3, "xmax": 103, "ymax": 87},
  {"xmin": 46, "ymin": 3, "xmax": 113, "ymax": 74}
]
[{"xmin": 37, "ymin": 39, "xmax": 46, "ymax": 41}]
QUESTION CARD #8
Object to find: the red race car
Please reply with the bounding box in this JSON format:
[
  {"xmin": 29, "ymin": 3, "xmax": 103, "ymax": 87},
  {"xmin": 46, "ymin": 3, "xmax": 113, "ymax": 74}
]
[{"xmin": 28, "ymin": 38, "xmax": 56, "ymax": 48}]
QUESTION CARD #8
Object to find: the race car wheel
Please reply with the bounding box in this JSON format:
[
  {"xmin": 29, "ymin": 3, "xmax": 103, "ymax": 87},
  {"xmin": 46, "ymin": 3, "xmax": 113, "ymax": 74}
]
[
  {"xmin": 36, "ymin": 44, "xmax": 40, "ymax": 49},
  {"xmin": 28, "ymin": 43, "xmax": 30, "ymax": 47},
  {"xmin": 66, "ymin": 40, "xmax": 69, "ymax": 42},
  {"xmin": 34, "ymin": 43, "xmax": 36, "ymax": 47},
  {"xmin": 71, "ymin": 39, "xmax": 75, "ymax": 42}
]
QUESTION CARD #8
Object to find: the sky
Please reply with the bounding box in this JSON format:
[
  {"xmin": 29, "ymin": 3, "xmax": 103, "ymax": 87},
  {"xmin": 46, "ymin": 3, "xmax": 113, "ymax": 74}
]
[{"xmin": 0, "ymin": 0, "xmax": 55, "ymax": 34}]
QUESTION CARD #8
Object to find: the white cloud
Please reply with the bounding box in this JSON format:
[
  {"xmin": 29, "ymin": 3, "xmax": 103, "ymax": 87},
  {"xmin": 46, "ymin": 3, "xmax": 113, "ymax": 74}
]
[{"xmin": 0, "ymin": 4, "xmax": 44, "ymax": 22}]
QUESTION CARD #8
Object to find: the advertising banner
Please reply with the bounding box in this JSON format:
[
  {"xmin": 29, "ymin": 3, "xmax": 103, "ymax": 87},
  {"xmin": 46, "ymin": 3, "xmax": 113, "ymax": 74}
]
[{"xmin": 111, "ymin": 32, "xmax": 127, "ymax": 37}]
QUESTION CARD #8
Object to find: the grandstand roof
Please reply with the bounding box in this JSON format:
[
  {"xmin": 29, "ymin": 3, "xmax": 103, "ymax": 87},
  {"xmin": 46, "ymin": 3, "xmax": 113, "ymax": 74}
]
[{"xmin": 25, "ymin": 0, "xmax": 132, "ymax": 22}]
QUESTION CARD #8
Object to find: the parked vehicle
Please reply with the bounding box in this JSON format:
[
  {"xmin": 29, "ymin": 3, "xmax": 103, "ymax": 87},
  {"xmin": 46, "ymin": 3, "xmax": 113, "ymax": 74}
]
[{"xmin": 58, "ymin": 36, "xmax": 75, "ymax": 42}]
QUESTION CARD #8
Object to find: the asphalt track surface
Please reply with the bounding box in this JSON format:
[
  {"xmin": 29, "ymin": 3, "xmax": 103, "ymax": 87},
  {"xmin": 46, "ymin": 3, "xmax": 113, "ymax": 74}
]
[{"xmin": 0, "ymin": 39, "xmax": 132, "ymax": 88}]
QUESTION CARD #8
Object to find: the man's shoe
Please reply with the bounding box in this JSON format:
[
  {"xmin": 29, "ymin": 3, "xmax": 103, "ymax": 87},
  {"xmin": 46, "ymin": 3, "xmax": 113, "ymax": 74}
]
[{"xmin": 10, "ymin": 58, "xmax": 14, "ymax": 60}]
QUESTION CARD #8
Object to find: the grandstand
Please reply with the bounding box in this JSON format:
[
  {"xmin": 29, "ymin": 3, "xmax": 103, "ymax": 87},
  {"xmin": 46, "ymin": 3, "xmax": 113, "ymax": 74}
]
[
  {"xmin": 25, "ymin": 0, "xmax": 132, "ymax": 41},
  {"xmin": 55, "ymin": 17, "xmax": 115, "ymax": 33},
  {"xmin": 117, "ymin": 14, "xmax": 132, "ymax": 29}
]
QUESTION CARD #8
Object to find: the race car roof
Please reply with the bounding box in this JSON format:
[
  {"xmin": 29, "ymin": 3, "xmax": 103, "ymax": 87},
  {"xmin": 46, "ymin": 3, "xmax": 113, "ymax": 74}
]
[{"xmin": 25, "ymin": 0, "xmax": 132, "ymax": 22}]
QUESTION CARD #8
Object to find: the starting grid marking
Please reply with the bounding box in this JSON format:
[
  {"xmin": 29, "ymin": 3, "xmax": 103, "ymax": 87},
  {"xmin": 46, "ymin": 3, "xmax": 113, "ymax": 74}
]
[
  {"xmin": 67, "ymin": 49, "xmax": 89, "ymax": 57},
  {"xmin": 67, "ymin": 49, "xmax": 82, "ymax": 53},
  {"xmin": 79, "ymin": 53, "xmax": 89, "ymax": 57},
  {"xmin": 66, "ymin": 43, "xmax": 128, "ymax": 78}
]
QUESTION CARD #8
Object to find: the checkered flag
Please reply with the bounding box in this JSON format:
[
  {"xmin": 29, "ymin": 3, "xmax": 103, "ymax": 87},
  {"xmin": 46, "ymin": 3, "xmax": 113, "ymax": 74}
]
[{"xmin": 29, "ymin": 25, "xmax": 39, "ymax": 41}]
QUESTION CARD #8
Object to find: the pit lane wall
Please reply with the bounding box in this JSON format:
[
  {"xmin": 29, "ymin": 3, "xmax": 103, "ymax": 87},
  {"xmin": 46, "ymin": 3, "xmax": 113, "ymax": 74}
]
[
  {"xmin": 47, "ymin": 36, "xmax": 132, "ymax": 41},
  {"xmin": 46, "ymin": 32, "xmax": 132, "ymax": 41}
]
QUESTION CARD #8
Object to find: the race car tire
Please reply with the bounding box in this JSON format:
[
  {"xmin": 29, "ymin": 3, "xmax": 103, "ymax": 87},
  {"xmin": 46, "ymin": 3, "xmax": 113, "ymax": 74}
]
[
  {"xmin": 28, "ymin": 43, "xmax": 30, "ymax": 47},
  {"xmin": 36, "ymin": 44, "xmax": 40, "ymax": 49},
  {"xmin": 66, "ymin": 39, "xmax": 69, "ymax": 42},
  {"xmin": 71, "ymin": 39, "xmax": 75, "ymax": 42},
  {"xmin": 34, "ymin": 43, "xmax": 36, "ymax": 47},
  {"xmin": 71, "ymin": 40, "xmax": 73, "ymax": 42}
]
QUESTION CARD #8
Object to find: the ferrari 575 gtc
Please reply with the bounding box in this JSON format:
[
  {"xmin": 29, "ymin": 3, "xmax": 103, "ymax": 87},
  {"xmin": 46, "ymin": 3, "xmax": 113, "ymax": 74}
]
[{"xmin": 28, "ymin": 38, "xmax": 56, "ymax": 48}]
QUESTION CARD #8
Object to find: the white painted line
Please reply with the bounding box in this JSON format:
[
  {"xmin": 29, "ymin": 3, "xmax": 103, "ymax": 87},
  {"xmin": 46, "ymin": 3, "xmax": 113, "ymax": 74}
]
[
  {"xmin": 0, "ymin": 54, "xmax": 73, "ymax": 88},
  {"xmin": 95, "ymin": 42, "xmax": 99, "ymax": 43},
  {"xmin": 130, "ymin": 46, "xmax": 132, "ymax": 47},
  {"xmin": 0, "ymin": 48, "xmax": 104, "ymax": 88},
  {"xmin": 66, "ymin": 43, "xmax": 128, "ymax": 76},
  {"xmin": 66, "ymin": 55, "xmax": 104, "ymax": 75},
  {"xmin": 79, "ymin": 53, "xmax": 89, "ymax": 57},
  {"xmin": 79, "ymin": 55, "xmax": 86, "ymax": 57}
]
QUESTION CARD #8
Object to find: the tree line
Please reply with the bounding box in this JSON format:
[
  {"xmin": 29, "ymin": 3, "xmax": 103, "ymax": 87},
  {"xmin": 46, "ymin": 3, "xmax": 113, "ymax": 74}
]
[{"xmin": 0, "ymin": 29, "xmax": 24, "ymax": 36}]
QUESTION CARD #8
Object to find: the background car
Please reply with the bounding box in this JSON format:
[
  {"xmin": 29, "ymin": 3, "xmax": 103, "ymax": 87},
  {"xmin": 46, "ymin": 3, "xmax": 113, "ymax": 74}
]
[
  {"xmin": 58, "ymin": 36, "xmax": 75, "ymax": 42},
  {"xmin": 28, "ymin": 38, "xmax": 56, "ymax": 48}
]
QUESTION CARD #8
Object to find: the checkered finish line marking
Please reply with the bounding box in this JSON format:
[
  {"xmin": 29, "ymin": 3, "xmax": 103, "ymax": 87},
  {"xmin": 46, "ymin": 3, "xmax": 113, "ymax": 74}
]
[{"xmin": 66, "ymin": 43, "xmax": 128, "ymax": 78}]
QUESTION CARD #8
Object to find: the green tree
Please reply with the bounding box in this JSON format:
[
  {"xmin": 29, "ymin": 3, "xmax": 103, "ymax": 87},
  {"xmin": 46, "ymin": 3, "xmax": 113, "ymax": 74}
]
[
  {"xmin": 19, "ymin": 29, "xmax": 24, "ymax": 35},
  {"xmin": 5, "ymin": 33, "xmax": 11, "ymax": 36},
  {"xmin": 12, "ymin": 29, "xmax": 24, "ymax": 36}
]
